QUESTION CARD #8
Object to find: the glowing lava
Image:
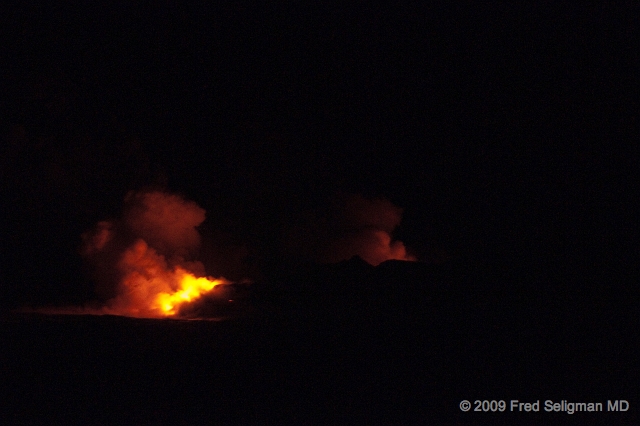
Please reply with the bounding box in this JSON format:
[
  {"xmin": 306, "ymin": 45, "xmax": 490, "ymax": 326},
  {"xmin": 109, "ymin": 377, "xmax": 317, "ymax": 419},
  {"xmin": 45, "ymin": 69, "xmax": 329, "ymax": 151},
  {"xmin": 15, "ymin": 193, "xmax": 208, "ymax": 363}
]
[
  {"xmin": 109, "ymin": 239, "xmax": 230, "ymax": 318},
  {"xmin": 21, "ymin": 191, "xmax": 239, "ymax": 319},
  {"xmin": 155, "ymin": 268, "xmax": 229, "ymax": 316}
]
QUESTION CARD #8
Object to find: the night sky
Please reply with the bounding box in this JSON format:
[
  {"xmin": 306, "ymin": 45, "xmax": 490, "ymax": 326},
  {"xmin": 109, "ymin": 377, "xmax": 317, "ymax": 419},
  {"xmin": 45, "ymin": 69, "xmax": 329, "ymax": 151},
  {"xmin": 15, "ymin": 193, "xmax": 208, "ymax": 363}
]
[{"xmin": 0, "ymin": 2, "xmax": 636, "ymax": 308}]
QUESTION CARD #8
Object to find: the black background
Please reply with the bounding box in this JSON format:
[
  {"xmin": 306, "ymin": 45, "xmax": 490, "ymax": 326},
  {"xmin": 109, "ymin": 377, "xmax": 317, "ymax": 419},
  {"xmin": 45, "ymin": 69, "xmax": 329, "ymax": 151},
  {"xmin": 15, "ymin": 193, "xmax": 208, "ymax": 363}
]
[
  {"xmin": 0, "ymin": 2, "xmax": 638, "ymax": 423},
  {"xmin": 1, "ymin": 2, "xmax": 637, "ymax": 306}
]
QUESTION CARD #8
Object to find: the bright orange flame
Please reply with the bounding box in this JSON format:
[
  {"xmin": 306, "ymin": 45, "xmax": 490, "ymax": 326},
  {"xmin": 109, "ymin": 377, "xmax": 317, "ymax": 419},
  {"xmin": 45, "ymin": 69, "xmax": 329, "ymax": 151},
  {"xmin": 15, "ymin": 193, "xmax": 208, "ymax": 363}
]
[
  {"xmin": 155, "ymin": 268, "xmax": 228, "ymax": 316},
  {"xmin": 108, "ymin": 239, "xmax": 230, "ymax": 318}
]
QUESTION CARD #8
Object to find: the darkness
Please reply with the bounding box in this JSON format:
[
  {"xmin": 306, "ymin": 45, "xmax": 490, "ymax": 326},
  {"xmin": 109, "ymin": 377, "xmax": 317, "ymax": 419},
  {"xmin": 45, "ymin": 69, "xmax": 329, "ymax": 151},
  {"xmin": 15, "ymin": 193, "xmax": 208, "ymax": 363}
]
[
  {"xmin": 0, "ymin": 2, "xmax": 638, "ymax": 306},
  {"xmin": 0, "ymin": 1, "xmax": 638, "ymax": 423},
  {"xmin": 2, "ymin": 1, "xmax": 636, "ymax": 306}
]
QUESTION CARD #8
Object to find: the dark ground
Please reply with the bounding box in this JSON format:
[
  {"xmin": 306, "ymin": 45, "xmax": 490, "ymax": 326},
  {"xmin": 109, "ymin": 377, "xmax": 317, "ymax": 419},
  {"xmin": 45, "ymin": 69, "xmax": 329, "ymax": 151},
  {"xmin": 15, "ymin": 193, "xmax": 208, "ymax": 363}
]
[{"xmin": 1, "ymin": 257, "xmax": 636, "ymax": 425}]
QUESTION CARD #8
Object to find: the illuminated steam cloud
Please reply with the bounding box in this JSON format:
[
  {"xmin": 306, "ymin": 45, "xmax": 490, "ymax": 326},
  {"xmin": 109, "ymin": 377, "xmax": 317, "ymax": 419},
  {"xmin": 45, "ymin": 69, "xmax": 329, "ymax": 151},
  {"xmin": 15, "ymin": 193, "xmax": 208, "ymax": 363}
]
[
  {"xmin": 287, "ymin": 194, "xmax": 416, "ymax": 266},
  {"xmin": 81, "ymin": 190, "xmax": 228, "ymax": 318},
  {"xmin": 123, "ymin": 191, "xmax": 205, "ymax": 258},
  {"xmin": 328, "ymin": 195, "xmax": 416, "ymax": 265}
]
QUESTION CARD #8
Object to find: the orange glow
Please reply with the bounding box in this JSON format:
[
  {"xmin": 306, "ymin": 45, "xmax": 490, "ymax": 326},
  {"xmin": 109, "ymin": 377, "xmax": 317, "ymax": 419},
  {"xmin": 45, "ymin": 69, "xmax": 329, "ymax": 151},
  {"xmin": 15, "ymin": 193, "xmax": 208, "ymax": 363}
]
[
  {"xmin": 107, "ymin": 239, "xmax": 229, "ymax": 318},
  {"xmin": 155, "ymin": 268, "xmax": 228, "ymax": 316}
]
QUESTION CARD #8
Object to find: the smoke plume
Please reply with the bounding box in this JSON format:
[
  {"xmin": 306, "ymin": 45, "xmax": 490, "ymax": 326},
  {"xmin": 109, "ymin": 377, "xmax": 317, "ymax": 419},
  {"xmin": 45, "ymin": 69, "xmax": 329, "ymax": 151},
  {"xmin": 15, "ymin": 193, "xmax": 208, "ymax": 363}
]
[
  {"xmin": 80, "ymin": 190, "xmax": 229, "ymax": 318},
  {"xmin": 287, "ymin": 194, "xmax": 416, "ymax": 266},
  {"xmin": 122, "ymin": 191, "xmax": 205, "ymax": 257}
]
